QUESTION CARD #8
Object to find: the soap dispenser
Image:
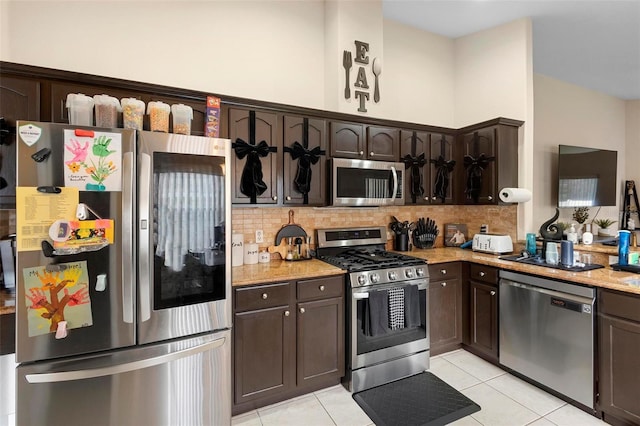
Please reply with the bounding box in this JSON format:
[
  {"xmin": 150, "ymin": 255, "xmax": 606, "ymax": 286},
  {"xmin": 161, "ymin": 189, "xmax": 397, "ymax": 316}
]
[{"xmin": 567, "ymin": 224, "xmax": 578, "ymax": 244}]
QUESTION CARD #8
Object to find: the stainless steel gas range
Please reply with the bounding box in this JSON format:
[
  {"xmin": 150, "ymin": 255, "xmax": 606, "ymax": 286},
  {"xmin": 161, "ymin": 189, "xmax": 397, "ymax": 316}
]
[{"xmin": 316, "ymin": 226, "xmax": 430, "ymax": 393}]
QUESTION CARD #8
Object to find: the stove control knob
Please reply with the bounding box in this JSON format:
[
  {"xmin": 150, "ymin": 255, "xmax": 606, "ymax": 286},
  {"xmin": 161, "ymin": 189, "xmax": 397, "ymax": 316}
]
[
  {"xmin": 370, "ymin": 273, "xmax": 380, "ymax": 283},
  {"xmin": 416, "ymin": 268, "xmax": 425, "ymax": 277},
  {"xmin": 405, "ymin": 269, "xmax": 415, "ymax": 279},
  {"xmin": 357, "ymin": 275, "xmax": 367, "ymax": 286},
  {"xmin": 388, "ymin": 271, "xmax": 397, "ymax": 280}
]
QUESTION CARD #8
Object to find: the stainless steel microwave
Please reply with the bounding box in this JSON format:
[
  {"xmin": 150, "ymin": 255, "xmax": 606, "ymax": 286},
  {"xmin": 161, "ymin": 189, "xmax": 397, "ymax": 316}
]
[{"xmin": 330, "ymin": 158, "xmax": 404, "ymax": 206}]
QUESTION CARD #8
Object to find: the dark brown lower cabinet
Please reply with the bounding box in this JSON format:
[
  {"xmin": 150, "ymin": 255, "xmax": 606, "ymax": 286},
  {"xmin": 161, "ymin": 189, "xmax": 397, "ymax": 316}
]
[
  {"xmin": 597, "ymin": 289, "xmax": 640, "ymax": 425},
  {"xmin": 233, "ymin": 275, "xmax": 344, "ymax": 415},
  {"xmin": 465, "ymin": 264, "xmax": 499, "ymax": 363},
  {"xmin": 428, "ymin": 262, "xmax": 462, "ymax": 355}
]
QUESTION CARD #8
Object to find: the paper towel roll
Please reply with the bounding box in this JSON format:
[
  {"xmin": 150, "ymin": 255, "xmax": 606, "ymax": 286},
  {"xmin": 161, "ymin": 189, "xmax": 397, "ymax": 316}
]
[
  {"xmin": 232, "ymin": 233, "xmax": 244, "ymax": 266},
  {"xmin": 499, "ymin": 188, "xmax": 532, "ymax": 203}
]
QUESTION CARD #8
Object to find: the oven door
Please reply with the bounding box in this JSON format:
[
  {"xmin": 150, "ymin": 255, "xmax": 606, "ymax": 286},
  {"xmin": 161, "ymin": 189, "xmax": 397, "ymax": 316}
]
[
  {"xmin": 351, "ymin": 279, "xmax": 428, "ymax": 369},
  {"xmin": 331, "ymin": 158, "xmax": 404, "ymax": 206}
]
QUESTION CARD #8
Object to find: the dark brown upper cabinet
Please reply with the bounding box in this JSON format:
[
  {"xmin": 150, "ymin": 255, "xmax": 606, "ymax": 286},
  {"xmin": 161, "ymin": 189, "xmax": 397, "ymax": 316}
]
[
  {"xmin": 366, "ymin": 126, "xmax": 399, "ymax": 161},
  {"xmin": 400, "ymin": 130, "xmax": 455, "ymax": 204},
  {"xmin": 329, "ymin": 121, "xmax": 364, "ymax": 159},
  {"xmin": 226, "ymin": 107, "xmax": 281, "ymax": 204},
  {"xmin": 456, "ymin": 118, "xmax": 522, "ymax": 205},
  {"xmin": 0, "ymin": 76, "xmax": 41, "ymax": 208},
  {"xmin": 282, "ymin": 116, "xmax": 327, "ymax": 206}
]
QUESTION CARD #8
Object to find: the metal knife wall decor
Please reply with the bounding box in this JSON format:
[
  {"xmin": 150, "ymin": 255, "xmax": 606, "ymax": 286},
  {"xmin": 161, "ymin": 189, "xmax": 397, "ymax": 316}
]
[
  {"xmin": 232, "ymin": 110, "xmax": 277, "ymax": 204},
  {"xmin": 402, "ymin": 131, "xmax": 426, "ymax": 203},
  {"xmin": 431, "ymin": 134, "xmax": 456, "ymax": 203},
  {"xmin": 463, "ymin": 131, "xmax": 494, "ymax": 203},
  {"xmin": 343, "ymin": 40, "xmax": 381, "ymax": 113},
  {"xmin": 284, "ymin": 118, "xmax": 325, "ymax": 204}
]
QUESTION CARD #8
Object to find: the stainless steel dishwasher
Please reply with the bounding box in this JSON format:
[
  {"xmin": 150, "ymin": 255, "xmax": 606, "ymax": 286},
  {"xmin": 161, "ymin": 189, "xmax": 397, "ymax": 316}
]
[{"xmin": 499, "ymin": 270, "xmax": 595, "ymax": 409}]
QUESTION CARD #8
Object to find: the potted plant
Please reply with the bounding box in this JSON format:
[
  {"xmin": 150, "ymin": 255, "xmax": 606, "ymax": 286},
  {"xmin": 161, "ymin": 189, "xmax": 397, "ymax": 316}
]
[{"xmin": 594, "ymin": 218, "xmax": 617, "ymax": 236}]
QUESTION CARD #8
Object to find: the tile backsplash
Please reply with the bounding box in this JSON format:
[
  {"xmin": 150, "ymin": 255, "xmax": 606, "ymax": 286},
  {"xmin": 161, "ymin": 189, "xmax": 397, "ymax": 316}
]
[{"xmin": 231, "ymin": 204, "xmax": 517, "ymax": 254}]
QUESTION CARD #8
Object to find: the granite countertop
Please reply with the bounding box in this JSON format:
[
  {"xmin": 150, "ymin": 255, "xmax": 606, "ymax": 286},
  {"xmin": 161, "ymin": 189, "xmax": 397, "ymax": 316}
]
[
  {"xmin": 232, "ymin": 259, "xmax": 346, "ymax": 287},
  {"xmin": 1, "ymin": 290, "xmax": 16, "ymax": 316}
]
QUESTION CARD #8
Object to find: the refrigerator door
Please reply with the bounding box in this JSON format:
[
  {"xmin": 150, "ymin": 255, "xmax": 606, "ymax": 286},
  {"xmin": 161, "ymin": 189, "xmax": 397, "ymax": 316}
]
[
  {"xmin": 15, "ymin": 122, "xmax": 136, "ymax": 363},
  {"xmin": 17, "ymin": 330, "xmax": 231, "ymax": 426},
  {"xmin": 137, "ymin": 132, "xmax": 231, "ymax": 345}
]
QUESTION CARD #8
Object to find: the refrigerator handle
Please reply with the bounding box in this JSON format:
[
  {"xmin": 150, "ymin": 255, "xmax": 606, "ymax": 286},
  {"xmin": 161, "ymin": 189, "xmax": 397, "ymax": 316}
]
[
  {"xmin": 25, "ymin": 336, "xmax": 226, "ymax": 383},
  {"xmin": 122, "ymin": 151, "xmax": 134, "ymax": 324},
  {"xmin": 139, "ymin": 152, "xmax": 152, "ymax": 322}
]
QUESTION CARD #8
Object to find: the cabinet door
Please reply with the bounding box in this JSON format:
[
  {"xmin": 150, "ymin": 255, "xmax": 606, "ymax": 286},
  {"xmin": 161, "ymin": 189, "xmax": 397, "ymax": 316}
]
[
  {"xmin": 429, "ymin": 278, "xmax": 462, "ymax": 355},
  {"xmin": 330, "ymin": 122, "xmax": 364, "ymax": 159},
  {"xmin": 228, "ymin": 108, "xmax": 280, "ymax": 204},
  {"xmin": 429, "ymin": 133, "xmax": 456, "ymax": 204},
  {"xmin": 0, "ymin": 76, "xmax": 40, "ymax": 208},
  {"xmin": 400, "ymin": 130, "xmax": 429, "ymax": 204},
  {"xmin": 49, "ymin": 82, "xmax": 134, "ymax": 126},
  {"xmin": 296, "ymin": 296, "xmax": 344, "ymax": 389},
  {"xmin": 234, "ymin": 306, "xmax": 294, "ymax": 405},
  {"xmin": 469, "ymin": 280, "xmax": 498, "ymax": 361},
  {"xmin": 598, "ymin": 313, "xmax": 640, "ymax": 424},
  {"xmin": 459, "ymin": 127, "xmax": 496, "ymax": 204},
  {"xmin": 282, "ymin": 116, "xmax": 327, "ymax": 206},
  {"xmin": 367, "ymin": 126, "xmax": 399, "ymax": 161}
]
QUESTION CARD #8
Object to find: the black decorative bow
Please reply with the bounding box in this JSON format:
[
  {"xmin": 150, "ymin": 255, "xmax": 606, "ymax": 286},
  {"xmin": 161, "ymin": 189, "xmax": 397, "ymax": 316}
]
[
  {"xmin": 231, "ymin": 111, "xmax": 277, "ymax": 204},
  {"xmin": 402, "ymin": 153, "xmax": 427, "ymax": 203},
  {"xmin": 285, "ymin": 142, "xmax": 325, "ymax": 204},
  {"xmin": 463, "ymin": 153, "xmax": 495, "ymax": 202},
  {"xmin": 430, "ymin": 155, "xmax": 456, "ymax": 202}
]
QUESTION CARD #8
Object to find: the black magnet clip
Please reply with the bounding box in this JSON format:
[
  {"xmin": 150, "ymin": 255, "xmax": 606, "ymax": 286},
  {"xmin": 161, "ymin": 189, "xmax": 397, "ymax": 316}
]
[
  {"xmin": 41, "ymin": 241, "xmax": 55, "ymax": 258},
  {"xmin": 31, "ymin": 148, "xmax": 51, "ymax": 163},
  {"xmin": 37, "ymin": 186, "xmax": 62, "ymax": 194}
]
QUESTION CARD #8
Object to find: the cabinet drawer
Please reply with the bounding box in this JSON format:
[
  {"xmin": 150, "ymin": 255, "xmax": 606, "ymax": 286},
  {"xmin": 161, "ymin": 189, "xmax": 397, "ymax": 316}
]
[
  {"xmin": 469, "ymin": 264, "xmax": 498, "ymax": 284},
  {"xmin": 599, "ymin": 289, "xmax": 640, "ymax": 323},
  {"xmin": 235, "ymin": 282, "xmax": 290, "ymax": 312},
  {"xmin": 297, "ymin": 276, "xmax": 344, "ymax": 302},
  {"xmin": 428, "ymin": 262, "xmax": 461, "ymax": 280}
]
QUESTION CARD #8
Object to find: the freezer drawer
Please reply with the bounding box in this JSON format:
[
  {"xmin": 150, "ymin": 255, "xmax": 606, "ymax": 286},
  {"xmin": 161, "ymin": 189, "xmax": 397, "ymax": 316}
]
[{"xmin": 17, "ymin": 330, "xmax": 231, "ymax": 426}]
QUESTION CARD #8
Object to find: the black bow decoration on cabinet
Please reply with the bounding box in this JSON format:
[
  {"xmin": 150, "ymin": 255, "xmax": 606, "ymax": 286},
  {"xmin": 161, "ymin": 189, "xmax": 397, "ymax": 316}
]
[
  {"xmin": 463, "ymin": 153, "xmax": 495, "ymax": 203},
  {"xmin": 232, "ymin": 111, "xmax": 277, "ymax": 204},
  {"xmin": 284, "ymin": 118, "xmax": 325, "ymax": 204},
  {"xmin": 430, "ymin": 155, "xmax": 456, "ymax": 202},
  {"xmin": 402, "ymin": 152, "xmax": 426, "ymax": 203}
]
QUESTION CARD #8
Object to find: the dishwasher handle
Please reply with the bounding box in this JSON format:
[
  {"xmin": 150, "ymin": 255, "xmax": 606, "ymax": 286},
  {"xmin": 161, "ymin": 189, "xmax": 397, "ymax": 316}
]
[{"xmin": 500, "ymin": 279, "xmax": 594, "ymax": 313}]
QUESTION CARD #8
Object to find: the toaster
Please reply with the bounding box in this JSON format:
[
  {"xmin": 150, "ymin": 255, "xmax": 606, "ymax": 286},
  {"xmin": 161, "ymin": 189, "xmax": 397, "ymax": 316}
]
[{"xmin": 472, "ymin": 233, "xmax": 514, "ymax": 254}]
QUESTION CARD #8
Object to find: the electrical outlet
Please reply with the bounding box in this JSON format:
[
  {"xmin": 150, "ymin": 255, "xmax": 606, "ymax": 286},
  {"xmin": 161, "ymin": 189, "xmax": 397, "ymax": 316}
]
[{"xmin": 255, "ymin": 230, "xmax": 264, "ymax": 244}]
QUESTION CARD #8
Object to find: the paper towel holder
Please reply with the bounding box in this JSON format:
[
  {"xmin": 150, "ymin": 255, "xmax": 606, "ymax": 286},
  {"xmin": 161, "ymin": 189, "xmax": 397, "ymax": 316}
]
[{"xmin": 499, "ymin": 187, "xmax": 532, "ymax": 203}]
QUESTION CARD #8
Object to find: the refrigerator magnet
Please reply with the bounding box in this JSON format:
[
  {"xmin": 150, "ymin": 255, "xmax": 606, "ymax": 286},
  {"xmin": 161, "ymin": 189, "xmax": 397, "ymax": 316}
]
[{"xmin": 49, "ymin": 220, "xmax": 72, "ymax": 242}]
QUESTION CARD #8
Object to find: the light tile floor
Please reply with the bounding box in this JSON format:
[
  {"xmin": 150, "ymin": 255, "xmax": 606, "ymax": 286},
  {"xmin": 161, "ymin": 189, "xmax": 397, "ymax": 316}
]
[{"xmin": 232, "ymin": 349, "xmax": 609, "ymax": 426}]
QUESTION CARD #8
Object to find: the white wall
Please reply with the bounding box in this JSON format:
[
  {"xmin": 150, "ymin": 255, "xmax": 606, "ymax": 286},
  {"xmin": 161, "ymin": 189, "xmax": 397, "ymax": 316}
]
[
  {"xmin": 626, "ymin": 100, "xmax": 640, "ymax": 187},
  {"xmin": 533, "ymin": 73, "xmax": 627, "ymax": 230}
]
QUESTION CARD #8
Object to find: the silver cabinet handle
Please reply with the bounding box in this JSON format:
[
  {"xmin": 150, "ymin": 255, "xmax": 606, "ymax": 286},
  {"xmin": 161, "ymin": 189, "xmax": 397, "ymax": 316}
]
[
  {"xmin": 441, "ymin": 282, "xmax": 447, "ymax": 287},
  {"xmin": 121, "ymin": 151, "xmax": 134, "ymax": 324},
  {"xmin": 138, "ymin": 152, "xmax": 152, "ymax": 322},
  {"xmin": 432, "ymin": 196, "xmax": 437, "ymax": 201},
  {"xmin": 272, "ymin": 195, "xmax": 278, "ymax": 201},
  {"xmin": 488, "ymin": 196, "xmax": 493, "ymax": 201},
  {"xmin": 299, "ymin": 308, "xmax": 305, "ymax": 313},
  {"xmin": 286, "ymin": 196, "xmax": 291, "ymax": 201},
  {"xmin": 490, "ymin": 290, "xmax": 496, "ymax": 296},
  {"xmin": 370, "ymin": 151, "xmax": 374, "ymax": 156},
  {"xmin": 25, "ymin": 337, "xmax": 225, "ymax": 383},
  {"xmin": 359, "ymin": 150, "xmax": 364, "ymax": 156},
  {"xmin": 262, "ymin": 293, "xmax": 268, "ymax": 299},
  {"xmin": 424, "ymin": 196, "xmax": 430, "ymax": 201},
  {"xmin": 479, "ymin": 271, "xmax": 486, "ymax": 277},
  {"xmin": 284, "ymin": 310, "xmax": 290, "ymax": 317},
  {"xmin": 441, "ymin": 269, "xmax": 447, "ymax": 275},
  {"xmin": 319, "ymin": 285, "xmax": 325, "ymax": 291}
]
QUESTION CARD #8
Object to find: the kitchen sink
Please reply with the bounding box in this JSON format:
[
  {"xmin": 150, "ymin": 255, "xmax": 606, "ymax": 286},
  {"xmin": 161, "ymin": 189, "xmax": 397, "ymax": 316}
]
[{"xmin": 500, "ymin": 254, "xmax": 605, "ymax": 272}]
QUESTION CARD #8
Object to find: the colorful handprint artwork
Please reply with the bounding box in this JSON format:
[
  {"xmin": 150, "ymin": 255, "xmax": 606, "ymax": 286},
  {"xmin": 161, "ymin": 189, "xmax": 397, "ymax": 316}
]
[
  {"xmin": 63, "ymin": 130, "xmax": 122, "ymax": 191},
  {"xmin": 23, "ymin": 261, "xmax": 93, "ymax": 337}
]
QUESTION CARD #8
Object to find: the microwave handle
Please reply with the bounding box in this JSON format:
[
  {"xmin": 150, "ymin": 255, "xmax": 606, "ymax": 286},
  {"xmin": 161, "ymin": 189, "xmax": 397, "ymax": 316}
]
[{"xmin": 390, "ymin": 166, "xmax": 398, "ymax": 201}]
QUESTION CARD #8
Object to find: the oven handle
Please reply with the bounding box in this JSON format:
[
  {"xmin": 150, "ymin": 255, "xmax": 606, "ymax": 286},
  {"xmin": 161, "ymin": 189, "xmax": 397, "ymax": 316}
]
[
  {"xmin": 354, "ymin": 292, "xmax": 369, "ymax": 299},
  {"xmin": 353, "ymin": 281, "xmax": 428, "ymax": 298}
]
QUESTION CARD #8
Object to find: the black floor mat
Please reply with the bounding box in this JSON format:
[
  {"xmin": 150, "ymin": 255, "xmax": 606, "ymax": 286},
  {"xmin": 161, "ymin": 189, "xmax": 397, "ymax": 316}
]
[{"xmin": 352, "ymin": 372, "xmax": 481, "ymax": 426}]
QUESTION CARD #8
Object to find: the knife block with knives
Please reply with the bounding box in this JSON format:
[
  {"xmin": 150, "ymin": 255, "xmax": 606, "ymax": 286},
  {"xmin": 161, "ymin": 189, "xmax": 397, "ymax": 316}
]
[{"xmin": 413, "ymin": 217, "xmax": 439, "ymax": 249}]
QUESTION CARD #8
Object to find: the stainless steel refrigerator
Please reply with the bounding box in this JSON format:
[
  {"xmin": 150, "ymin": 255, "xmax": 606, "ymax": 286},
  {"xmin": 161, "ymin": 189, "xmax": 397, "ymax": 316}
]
[{"xmin": 14, "ymin": 121, "xmax": 232, "ymax": 426}]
